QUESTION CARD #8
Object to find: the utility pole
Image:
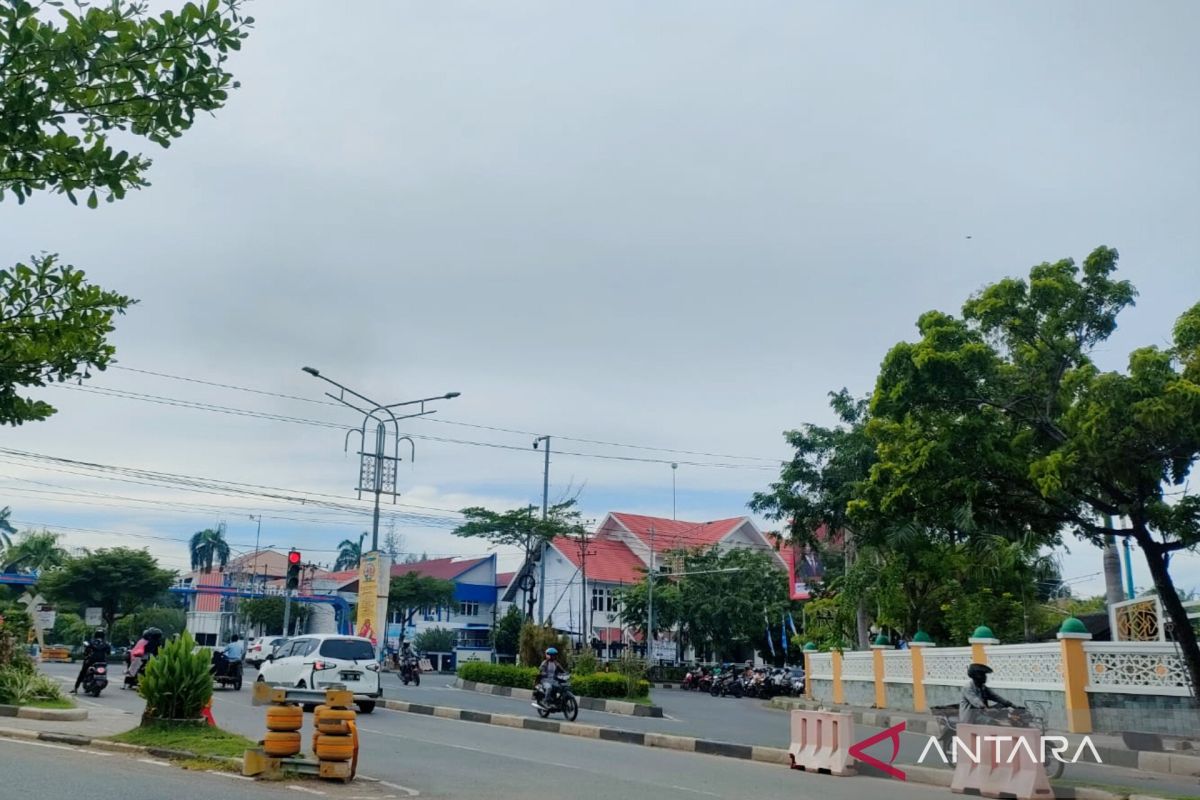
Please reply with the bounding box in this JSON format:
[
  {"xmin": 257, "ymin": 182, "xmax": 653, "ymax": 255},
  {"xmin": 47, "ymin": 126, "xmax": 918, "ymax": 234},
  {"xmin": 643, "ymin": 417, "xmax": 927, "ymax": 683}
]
[
  {"xmin": 534, "ymin": 436, "xmax": 550, "ymax": 622},
  {"xmin": 249, "ymin": 515, "xmax": 263, "ymax": 594},
  {"xmin": 282, "ymin": 587, "xmax": 292, "ymax": 638},
  {"xmin": 1103, "ymin": 516, "xmax": 1125, "ymax": 608},
  {"xmin": 671, "ymin": 463, "xmax": 677, "ymax": 521},
  {"xmin": 579, "ymin": 526, "xmax": 594, "ymax": 646},
  {"xmin": 302, "ymin": 366, "xmax": 460, "ymax": 552},
  {"xmin": 647, "ymin": 525, "xmax": 655, "ymax": 663}
]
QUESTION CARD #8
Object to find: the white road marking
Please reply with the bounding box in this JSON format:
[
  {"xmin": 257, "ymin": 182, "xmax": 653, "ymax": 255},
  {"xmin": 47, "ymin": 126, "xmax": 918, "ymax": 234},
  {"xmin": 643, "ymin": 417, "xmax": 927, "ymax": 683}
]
[
  {"xmin": 378, "ymin": 781, "xmax": 420, "ymax": 797},
  {"xmin": 287, "ymin": 785, "xmax": 326, "ymax": 795},
  {"xmin": 207, "ymin": 771, "xmax": 254, "ymax": 781},
  {"xmin": 671, "ymin": 785, "xmax": 720, "ymax": 797},
  {"xmin": 0, "ymin": 738, "xmax": 111, "ymax": 756},
  {"xmin": 137, "ymin": 758, "xmax": 171, "ymax": 767}
]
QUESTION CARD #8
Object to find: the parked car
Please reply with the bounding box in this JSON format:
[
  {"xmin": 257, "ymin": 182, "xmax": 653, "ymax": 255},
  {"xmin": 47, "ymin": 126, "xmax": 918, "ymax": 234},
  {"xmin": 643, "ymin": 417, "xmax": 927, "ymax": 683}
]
[
  {"xmin": 246, "ymin": 636, "xmax": 289, "ymax": 669},
  {"xmin": 256, "ymin": 634, "xmax": 381, "ymax": 713}
]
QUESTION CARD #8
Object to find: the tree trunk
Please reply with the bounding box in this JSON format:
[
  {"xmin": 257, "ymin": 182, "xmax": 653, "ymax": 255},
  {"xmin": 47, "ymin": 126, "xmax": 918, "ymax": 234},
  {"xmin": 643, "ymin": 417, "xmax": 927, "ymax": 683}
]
[
  {"xmin": 845, "ymin": 528, "xmax": 870, "ymax": 648},
  {"xmin": 1136, "ymin": 530, "xmax": 1200, "ymax": 696},
  {"xmin": 1103, "ymin": 534, "xmax": 1125, "ymax": 607}
]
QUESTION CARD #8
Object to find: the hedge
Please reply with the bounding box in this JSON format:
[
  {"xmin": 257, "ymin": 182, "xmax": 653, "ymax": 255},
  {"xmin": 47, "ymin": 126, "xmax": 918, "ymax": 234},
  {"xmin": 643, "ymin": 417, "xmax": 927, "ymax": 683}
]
[
  {"xmin": 457, "ymin": 663, "xmax": 650, "ymax": 699},
  {"xmin": 458, "ymin": 662, "xmax": 537, "ymax": 689}
]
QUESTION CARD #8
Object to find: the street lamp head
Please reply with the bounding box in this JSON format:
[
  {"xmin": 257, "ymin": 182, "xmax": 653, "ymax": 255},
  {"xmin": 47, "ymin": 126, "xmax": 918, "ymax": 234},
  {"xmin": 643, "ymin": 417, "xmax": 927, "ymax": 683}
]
[
  {"xmin": 444, "ymin": 392, "xmax": 461, "ymax": 399},
  {"xmin": 301, "ymin": 366, "xmax": 320, "ymax": 377},
  {"xmin": 533, "ymin": 439, "xmax": 539, "ymax": 450}
]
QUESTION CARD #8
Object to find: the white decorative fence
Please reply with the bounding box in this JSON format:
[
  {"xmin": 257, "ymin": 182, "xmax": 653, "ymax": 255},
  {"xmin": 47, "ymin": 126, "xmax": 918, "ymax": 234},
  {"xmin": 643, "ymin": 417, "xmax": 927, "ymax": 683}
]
[
  {"xmin": 808, "ymin": 652, "xmax": 833, "ymax": 680},
  {"xmin": 921, "ymin": 646, "xmax": 976, "ymax": 686},
  {"xmin": 982, "ymin": 642, "xmax": 1064, "ymax": 690},
  {"xmin": 841, "ymin": 651, "xmax": 874, "ymax": 681},
  {"xmin": 882, "ymin": 650, "xmax": 913, "ymax": 683},
  {"xmin": 1083, "ymin": 641, "xmax": 1191, "ymax": 696}
]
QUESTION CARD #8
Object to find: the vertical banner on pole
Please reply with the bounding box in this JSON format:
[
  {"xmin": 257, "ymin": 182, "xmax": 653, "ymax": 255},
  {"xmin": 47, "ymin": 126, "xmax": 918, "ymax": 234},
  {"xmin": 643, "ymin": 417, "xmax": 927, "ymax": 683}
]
[{"xmin": 356, "ymin": 551, "xmax": 391, "ymax": 656}]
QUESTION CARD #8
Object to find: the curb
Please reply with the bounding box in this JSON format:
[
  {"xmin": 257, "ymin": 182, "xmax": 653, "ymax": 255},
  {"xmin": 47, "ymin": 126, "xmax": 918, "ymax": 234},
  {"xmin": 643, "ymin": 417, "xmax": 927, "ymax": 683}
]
[
  {"xmin": 453, "ymin": 678, "xmax": 664, "ymax": 718},
  {"xmin": 382, "ymin": 698, "xmax": 788, "ymax": 766},
  {"xmin": 0, "ymin": 725, "xmax": 242, "ymax": 769},
  {"xmin": 0, "ymin": 703, "xmax": 88, "ymax": 721}
]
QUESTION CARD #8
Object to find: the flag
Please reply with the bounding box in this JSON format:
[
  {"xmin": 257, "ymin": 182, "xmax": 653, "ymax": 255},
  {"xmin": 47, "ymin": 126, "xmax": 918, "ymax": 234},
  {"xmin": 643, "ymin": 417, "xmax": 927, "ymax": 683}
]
[
  {"xmin": 781, "ymin": 615, "xmax": 789, "ymax": 653},
  {"xmin": 787, "ymin": 613, "xmax": 799, "ymax": 638},
  {"xmin": 765, "ymin": 620, "xmax": 776, "ymax": 657}
]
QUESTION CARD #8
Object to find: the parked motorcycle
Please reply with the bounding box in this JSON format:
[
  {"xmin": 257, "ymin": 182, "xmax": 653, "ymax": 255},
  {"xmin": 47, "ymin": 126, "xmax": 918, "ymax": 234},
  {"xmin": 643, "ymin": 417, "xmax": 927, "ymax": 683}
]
[
  {"xmin": 533, "ymin": 673, "xmax": 579, "ymax": 721},
  {"xmin": 710, "ymin": 671, "xmax": 744, "ymax": 698},
  {"xmin": 81, "ymin": 662, "xmax": 108, "ymax": 697}
]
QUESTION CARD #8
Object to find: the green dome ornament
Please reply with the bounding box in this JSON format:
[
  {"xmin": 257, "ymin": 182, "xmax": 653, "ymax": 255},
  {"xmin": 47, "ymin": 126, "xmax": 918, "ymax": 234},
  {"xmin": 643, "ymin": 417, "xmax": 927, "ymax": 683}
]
[
  {"xmin": 971, "ymin": 625, "xmax": 996, "ymax": 640},
  {"xmin": 803, "ymin": 642, "xmax": 818, "ymax": 651},
  {"xmin": 912, "ymin": 631, "xmax": 933, "ymax": 644},
  {"xmin": 1059, "ymin": 616, "xmax": 1088, "ymax": 635},
  {"xmin": 872, "ymin": 633, "xmax": 890, "ymax": 647}
]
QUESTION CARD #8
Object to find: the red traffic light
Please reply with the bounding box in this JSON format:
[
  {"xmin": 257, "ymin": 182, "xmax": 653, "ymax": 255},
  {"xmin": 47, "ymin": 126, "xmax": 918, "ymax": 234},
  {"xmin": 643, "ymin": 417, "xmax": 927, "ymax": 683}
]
[{"xmin": 288, "ymin": 550, "xmax": 301, "ymax": 565}]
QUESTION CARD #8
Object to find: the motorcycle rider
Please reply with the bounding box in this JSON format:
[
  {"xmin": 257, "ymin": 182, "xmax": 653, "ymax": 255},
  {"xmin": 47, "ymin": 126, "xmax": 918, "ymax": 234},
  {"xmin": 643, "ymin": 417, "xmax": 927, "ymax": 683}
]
[
  {"xmin": 536, "ymin": 647, "xmax": 566, "ymax": 706},
  {"xmin": 960, "ymin": 662, "xmax": 1014, "ymax": 724},
  {"xmin": 72, "ymin": 629, "xmax": 111, "ymax": 693}
]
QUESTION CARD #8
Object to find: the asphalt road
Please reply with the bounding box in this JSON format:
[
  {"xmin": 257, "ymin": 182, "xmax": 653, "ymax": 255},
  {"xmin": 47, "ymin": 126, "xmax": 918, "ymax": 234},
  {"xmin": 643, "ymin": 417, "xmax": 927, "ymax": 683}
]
[{"xmin": 35, "ymin": 663, "xmax": 1200, "ymax": 799}]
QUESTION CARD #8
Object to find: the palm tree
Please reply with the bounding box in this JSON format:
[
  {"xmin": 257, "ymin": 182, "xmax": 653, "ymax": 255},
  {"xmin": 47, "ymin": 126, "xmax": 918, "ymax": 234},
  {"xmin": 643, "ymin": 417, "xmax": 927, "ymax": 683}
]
[
  {"xmin": 2, "ymin": 530, "xmax": 67, "ymax": 573},
  {"xmin": 190, "ymin": 526, "xmax": 231, "ymax": 573},
  {"xmin": 334, "ymin": 535, "xmax": 365, "ymax": 572},
  {"xmin": 0, "ymin": 506, "xmax": 16, "ymax": 550}
]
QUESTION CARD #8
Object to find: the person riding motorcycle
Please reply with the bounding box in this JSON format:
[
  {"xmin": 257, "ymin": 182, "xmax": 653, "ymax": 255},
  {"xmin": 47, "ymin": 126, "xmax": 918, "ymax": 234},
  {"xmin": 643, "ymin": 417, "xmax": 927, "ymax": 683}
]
[
  {"xmin": 72, "ymin": 629, "xmax": 111, "ymax": 694},
  {"xmin": 960, "ymin": 662, "xmax": 1014, "ymax": 724},
  {"xmin": 536, "ymin": 647, "xmax": 567, "ymax": 705}
]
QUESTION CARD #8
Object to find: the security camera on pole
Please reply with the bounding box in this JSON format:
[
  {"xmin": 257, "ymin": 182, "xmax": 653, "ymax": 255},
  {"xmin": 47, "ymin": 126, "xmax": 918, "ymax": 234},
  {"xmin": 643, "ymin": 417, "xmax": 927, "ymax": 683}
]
[{"xmin": 301, "ymin": 366, "xmax": 460, "ymax": 659}]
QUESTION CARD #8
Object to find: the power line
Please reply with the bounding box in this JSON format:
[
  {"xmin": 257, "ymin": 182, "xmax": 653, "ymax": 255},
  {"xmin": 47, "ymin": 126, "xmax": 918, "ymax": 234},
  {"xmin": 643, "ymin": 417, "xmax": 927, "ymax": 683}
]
[{"xmin": 110, "ymin": 364, "xmax": 783, "ymax": 463}]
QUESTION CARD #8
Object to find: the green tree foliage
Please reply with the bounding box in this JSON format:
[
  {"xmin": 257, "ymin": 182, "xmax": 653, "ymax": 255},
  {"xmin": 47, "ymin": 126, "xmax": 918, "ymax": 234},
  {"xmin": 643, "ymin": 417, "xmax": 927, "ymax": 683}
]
[
  {"xmin": 189, "ymin": 526, "xmax": 229, "ymax": 573},
  {"xmin": 140, "ymin": 631, "xmax": 211, "ymax": 721},
  {"xmin": 518, "ymin": 622, "xmax": 570, "ymax": 668},
  {"xmin": 39, "ymin": 548, "xmax": 174, "ymax": 628},
  {"xmin": 491, "ymin": 605, "xmax": 523, "ymax": 656},
  {"xmin": 0, "ymin": 0, "xmax": 252, "ymax": 426},
  {"xmin": 110, "ymin": 606, "xmax": 185, "ymax": 646},
  {"xmin": 0, "ymin": 0, "xmax": 253, "ymax": 204},
  {"xmin": 0, "ymin": 254, "xmax": 134, "ymax": 426},
  {"xmin": 862, "ymin": 247, "xmax": 1200, "ymax": 688},
  {"xmin": 334, "ymin": 538, "xmax": 363, "ymax": 572},
  {"xmin": 413, "ymin": 626, "xmax": 457, "ymax": 654},
  {"xmin": 0, "ymin": 507, "xmax": 16, "ymax": 548},
  {"xmin": 50, "ymin": 611, "xmax": 89, "ymax": 646},
  {"xmin": 616, "ymin": 546, "xmax": 790, "ymax": 661},
  {"xmin": 386, "ymin": 573, "xmax": 456, "ymax": 632},
  {"xmin": 236, "ymin": 597, "xmax": 308, "ymax": 636},
  {"xmin": 453, "ymin": 500, "xmax": 585, "ymax": 619},
  {"xmin": 1, "ymin": 529, "xmax": 68, "ymax": 573}
]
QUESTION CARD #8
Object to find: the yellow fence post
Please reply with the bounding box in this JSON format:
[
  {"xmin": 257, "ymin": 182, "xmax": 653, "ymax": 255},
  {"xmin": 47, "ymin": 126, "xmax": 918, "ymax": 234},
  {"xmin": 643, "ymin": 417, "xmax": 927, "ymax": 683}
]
[
  {"xmin": 968, "ymin": 625, "xmax": 998, "ymax": 664},
  {"xmin": 870, "ymin": 635, "xmax": 888, "ymax": 709},
  {"xmin": 909, "ymin": 631, "xmax": 934, "ymax": 712},
  {"xmin": 1057, "ymin": 618, "xmax": 1093, "ymax": 733},
  {"xmin": 831, "ymin": 649, "xmax": 844, "ymax": 705}
]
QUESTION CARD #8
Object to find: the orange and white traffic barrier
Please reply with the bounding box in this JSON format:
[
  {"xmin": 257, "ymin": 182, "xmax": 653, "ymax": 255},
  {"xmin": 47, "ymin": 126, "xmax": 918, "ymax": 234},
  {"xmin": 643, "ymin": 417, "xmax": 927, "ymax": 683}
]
[
  {"xmin": 788, "ymin": 709, "xmax": 855, "ymax": 776},
  {"xmin": 950, "ymin": 724, "xmax": 1053, "ymax": 800}
]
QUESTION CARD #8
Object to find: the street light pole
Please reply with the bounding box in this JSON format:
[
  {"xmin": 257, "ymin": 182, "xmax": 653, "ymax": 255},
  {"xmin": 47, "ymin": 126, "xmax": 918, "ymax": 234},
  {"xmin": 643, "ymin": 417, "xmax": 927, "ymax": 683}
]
[
  {"xmin": 302, "ymin": 366, "xmax": 460, "ymax": 552},
  {"xmin": 533, "ymin": 435, "xmax": 550, "ymax": 623},
  {"xmin": 671, "ymin": 463, "xmax": 677, "ymax": 521},
  {"xmin": 647, "ymin": 526, "xmax": 655, "ymax": 663}
]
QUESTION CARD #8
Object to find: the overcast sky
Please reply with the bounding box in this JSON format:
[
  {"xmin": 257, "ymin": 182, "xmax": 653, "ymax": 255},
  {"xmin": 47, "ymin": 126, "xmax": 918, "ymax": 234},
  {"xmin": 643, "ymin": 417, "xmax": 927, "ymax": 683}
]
[{"xmin": 3, "ymin": 1, "xmax": 1198, "ymax": 601}]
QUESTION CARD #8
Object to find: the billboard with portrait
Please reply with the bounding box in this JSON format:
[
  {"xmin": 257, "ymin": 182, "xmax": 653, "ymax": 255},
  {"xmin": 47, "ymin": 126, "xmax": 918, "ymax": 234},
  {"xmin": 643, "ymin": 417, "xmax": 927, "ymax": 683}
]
[{"xmin": 789, "ymin": 544, "xmax": 824, "ymax": 601}]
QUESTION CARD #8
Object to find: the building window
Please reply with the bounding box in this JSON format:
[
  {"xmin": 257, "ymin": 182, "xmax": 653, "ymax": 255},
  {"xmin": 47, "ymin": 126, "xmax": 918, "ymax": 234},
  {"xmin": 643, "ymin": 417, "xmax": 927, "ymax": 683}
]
[
  {"xmin": 458, "ymin": 602, "xmax": 480, "ymax": 618},
  {"xmin": 592, "ymin": 587, "xmax": 617, "ymax": 613},
  {"xmin": 458, "ymin": 628, "xmax": 489, "ymax": 649}
]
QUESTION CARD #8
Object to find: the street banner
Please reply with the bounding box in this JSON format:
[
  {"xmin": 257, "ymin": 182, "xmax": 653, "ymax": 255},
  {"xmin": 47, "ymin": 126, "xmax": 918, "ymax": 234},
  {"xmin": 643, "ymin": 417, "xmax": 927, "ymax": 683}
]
[
  {"xmin": 355, "ymin": 550, "xmax": 391, "ymax": 656},
  {"xmin": 85, "ymin": 607, "xmax": 103, "ymax": 627},
  {"xmin": 789, "ymin": 545, "xmax": 824, "ymax": 601}
]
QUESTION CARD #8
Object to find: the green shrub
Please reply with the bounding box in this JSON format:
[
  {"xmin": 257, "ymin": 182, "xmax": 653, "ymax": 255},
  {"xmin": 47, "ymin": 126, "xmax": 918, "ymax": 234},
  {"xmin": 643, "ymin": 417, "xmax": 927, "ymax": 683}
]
[
  {"xmin": 572, "ymin": 650, "xmax": 599, "ymax": 676},
  {"xmin": 0, "ymin": 666, "xmax": 64, "ymax": 705},
  {"xmin": 518, "ymin": 623, "xmax": 570, "ymax": 668},
  {"xmin": 613, "ymin": 652, "xmax": 646, "ymax": 697},
  {"xmin": 457, "ymin": 662, "xmax": 537, "ymax": 689},
  {"xmin": 139, "ymin": 632, "xmax": 212, "ymax": 721}
]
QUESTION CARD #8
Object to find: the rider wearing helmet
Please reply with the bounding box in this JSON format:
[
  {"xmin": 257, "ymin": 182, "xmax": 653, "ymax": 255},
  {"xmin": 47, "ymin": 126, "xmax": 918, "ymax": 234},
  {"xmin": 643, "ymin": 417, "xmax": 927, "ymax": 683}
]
[
  {"xmin": 960, "ymin": 662, "xmax": 1013, "ymax": 724},
  {"xmin": 72, "ymin": 629, "xmax": 111, "ymax": 693},
  {"xmin": 537, "ymin": 647, "xmax": 567, "ymax": 705},
  {"xmin": 142, "ymin": 627, "xmax": 164, "ymax": 658}
]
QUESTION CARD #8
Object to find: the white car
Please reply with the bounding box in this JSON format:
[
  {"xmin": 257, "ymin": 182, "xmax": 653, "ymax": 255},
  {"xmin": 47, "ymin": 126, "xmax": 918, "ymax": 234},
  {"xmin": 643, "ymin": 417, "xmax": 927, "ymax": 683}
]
[
  {"xmin": 257, "ymin": 634, "xmax": 381, "ymax": 713},
  {"xmin": 246, "ymin": 636, "xmax": 289, "ymax": 669}
]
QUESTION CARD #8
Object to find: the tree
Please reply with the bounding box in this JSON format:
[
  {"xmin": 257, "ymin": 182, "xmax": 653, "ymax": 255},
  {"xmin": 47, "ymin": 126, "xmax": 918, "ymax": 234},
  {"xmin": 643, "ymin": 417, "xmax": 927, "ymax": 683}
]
[
  {"xmin": 750, "ymin": 390, "xmax": 875, "ymax": 647},
  {"xmin": 39, "ymin": 548, "xmax": 174, "ymax": 628},
  {"xmin": 383, "ymin": 525, "xmax": 404, "ymax": 563},
  {"xmin": 1, "ymin": 530, "xmax": 68, "ymax": 573},
  {"xmin": 0, "ymin": 507, "xmax": 15, "ymax": 549},
  {"xmin": 334, "ymin": 537, "xmax": 363, "ymax": 572},
  {"xmin": 386, "ymin": 573, "xmax": 456, "ymax": 634},
  {"xmin": 237, "ymin": 597, "xmax": 308, "ymax": 636},
  {"xmin": 0, "ymin": 0, "xmax": 252, "ymax": 425},
  {"xmin": 189, "ymin": 526, "xmax": 229, "ymax": 573},
  {"xmin": 453, "ymin": 500, "xmax": 585, "ymax": 619},
  {"xmin": 863, "ymin": 246, "xmax": 1200, "ymax": 689},
  {"xmin": 413, "ymin": 626, "xmax": 457, "ymax": 654},
  {"xmin": 110, "ymin": 606, "xmax": 185, "ymax": 646},
  {"xmin": 492, "ymin": 605, "xmax": 523, "ymax": 656}
]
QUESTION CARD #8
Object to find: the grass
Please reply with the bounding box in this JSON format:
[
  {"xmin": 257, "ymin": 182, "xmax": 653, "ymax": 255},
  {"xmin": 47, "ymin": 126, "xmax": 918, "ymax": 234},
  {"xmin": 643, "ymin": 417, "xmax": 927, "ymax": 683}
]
[
  {"xmin": 110, "ymin": 724, "xmax": 257, "ymax": 759},
  {"xmin": 23, "ymin": 697, "xmax": 77, "ymax": 709},
  {"xmin": 178, "ymin": 756, "xmax": 240, "ymax": 773},
  {"xmin": 625, "ymin": 695, "xmax": 653, "ymax": 706}
]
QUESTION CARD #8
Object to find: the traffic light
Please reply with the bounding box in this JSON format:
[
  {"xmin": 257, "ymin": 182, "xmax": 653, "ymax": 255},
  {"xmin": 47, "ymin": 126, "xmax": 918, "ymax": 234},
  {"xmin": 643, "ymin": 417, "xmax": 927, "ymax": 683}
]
[{"xmin": 286, "ymin": 550, "xmax": 301, "ymax": 590}]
